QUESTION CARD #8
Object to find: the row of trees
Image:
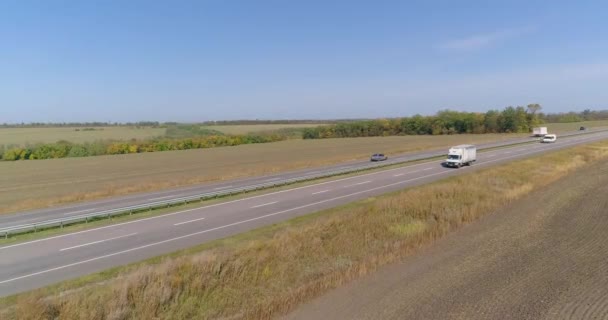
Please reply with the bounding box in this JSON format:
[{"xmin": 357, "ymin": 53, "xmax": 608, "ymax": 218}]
[
  {"xmin": 303, "ymin": 105, "xmax": 543, "ymax": 139},
  {"xmin": 0, "ymin": 134, "xmax": 286, "ymax": 161},
  {"xmin": 541, "ymin": 109, "xmax": 608, "ymax": 123},
  {"xmin": 0, "ymin": 121, "xmax": 164, "ymax": 128}
]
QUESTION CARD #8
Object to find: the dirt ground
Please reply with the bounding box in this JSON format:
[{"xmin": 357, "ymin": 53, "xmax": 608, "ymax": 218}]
[{"xmin": 284, "ymin": 160, "xmax": 608, "ymax": 320}]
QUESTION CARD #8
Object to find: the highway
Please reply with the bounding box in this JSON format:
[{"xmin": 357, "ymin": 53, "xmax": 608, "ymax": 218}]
[
  {"xmin": 0, "ymin": 129, "xmax": 600, "ymax": 230},
  {"xmin": 1, "ymin": 130, "xmax": 607, "ymax": 296}
]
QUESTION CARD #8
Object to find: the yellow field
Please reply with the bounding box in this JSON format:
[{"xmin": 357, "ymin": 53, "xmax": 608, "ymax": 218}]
[
  {"xmin": 0, "ymin": 127, "xmax": 166, "ymax": 145},
  {"xmin": 0, "ymin": 133, "xmax": 526, "ymax": 214}
]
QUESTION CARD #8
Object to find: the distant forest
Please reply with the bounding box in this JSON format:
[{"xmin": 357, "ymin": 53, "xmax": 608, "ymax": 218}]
[
  {"xmin": 302, "ymin": 106, "xmax": 608, "ymax": 139},
  {"xmin": 0, "ymin": 108, "xmax": 606, "ymax": 128},
  {"xmin": 0, "ymin": 120, "xmax": 350, "ymax": 128}
]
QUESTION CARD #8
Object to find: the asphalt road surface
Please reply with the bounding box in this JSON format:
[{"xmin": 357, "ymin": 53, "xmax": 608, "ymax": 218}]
[
  {"xmin": 284, "ymin": 152, "xmax": 608, "ymax": 320},
  {"xmin": 0, "ymin": 129, "xmax": 599, "ymax": 231},
  {"xmin": 1, "ymin": 131, "xmax": 607, "ymax": 297}
]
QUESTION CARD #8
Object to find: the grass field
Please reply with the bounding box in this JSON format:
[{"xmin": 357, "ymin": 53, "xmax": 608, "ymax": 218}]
[
  {"xmin": 201, "ymin": 123, "xmax": 326, "ymax": 135},
  {"xmin": 0, "ymin": 127, "xmax": 166, "ymax": 145},
  {"xmin": 5, "ymin": 141, "xmax": 608, "ymax": 320},
  {"xmin": 0, "ymin": 133, "xmax": 527, "ymax": 214},
  {"xmin": 545, "ymin": 120, "xmax": 608, "ymax": 132}
]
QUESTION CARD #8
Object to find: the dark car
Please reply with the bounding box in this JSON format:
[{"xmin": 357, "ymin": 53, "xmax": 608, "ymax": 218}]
[
  {"xmin": 370, "ymin": 153, "xmax": 388, "ymax": 161},
  {"xmin": 580, "ymin": 126, "xmax": 586, "ymax": 131}
]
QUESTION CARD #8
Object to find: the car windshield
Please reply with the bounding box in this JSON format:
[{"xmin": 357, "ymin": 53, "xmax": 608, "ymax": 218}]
[{"xmin": 448, "ymin": 155, "xmax": 460, "ymax": 160}]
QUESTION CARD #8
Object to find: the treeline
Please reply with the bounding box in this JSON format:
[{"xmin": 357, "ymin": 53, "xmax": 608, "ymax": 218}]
[
  {"xmin": 0, "ymin": 120, "xmax": 344, "ymax": 128},
  {"xmin": 0, "ymin": 134, "xmax": 286, "ymax": 161},
  {"xmin": 542, "ymin": 109, "xmax": 608, "ymax": 123},
  {"xmin": 200, "ymin": 119, "xmax": 354, "ymax": 126},
  {"xmin": 303, "ymin": 106, "xmax": 543, "ymax": 139},
  {"xmin": 0, "ymin": 121, "xmax": 162, "ymax": 128}
]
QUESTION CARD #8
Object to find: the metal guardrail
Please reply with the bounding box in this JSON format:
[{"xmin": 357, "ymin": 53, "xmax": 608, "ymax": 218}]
[
  {"xmin": 1, "ymin": 128, "xmax": 605, "ymax": 239},
  {"xmin": 0, "ymin": 155, "xmax": 441, "ymax": 238}
]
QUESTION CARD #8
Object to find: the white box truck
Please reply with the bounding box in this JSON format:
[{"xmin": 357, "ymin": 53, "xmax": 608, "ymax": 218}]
[
  {"xmin": 532, "ymin": 127, "xmax": 548, "ymax": 137},
  {"xmin": 446, "ymin": 145, "xmax": 476, "ymax": 168}
]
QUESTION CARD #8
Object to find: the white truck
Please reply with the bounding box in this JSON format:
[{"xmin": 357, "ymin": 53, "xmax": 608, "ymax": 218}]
[
  {"xmin": 532, "ymin": 127, "xmax": 548, "ymax": 137},
  {"xmin": 446, "ymin": 145, "xmax": 476, "ymax": 168},
  {"xmin": 540, "ymin": 134, "xmax": 557, "ymax": 143}
]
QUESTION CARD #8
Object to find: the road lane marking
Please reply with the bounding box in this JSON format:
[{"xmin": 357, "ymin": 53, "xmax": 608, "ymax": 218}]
[
  {"xmin": 0, "ymin": 207, "xmax": 204, "ymax": 251},
  {"xmin": 0, "ymin": 170, "xmax": 459, "ymax": 285},
  {"xmin": 148, "ymin": 195, "xmax": 174, "ymax": 201},
  {"xmin": 355, "ymin": 181, "xmax": 372, "ymax": 185},
  {"xmin": 59, "ymin": 233, "xmax": 137, "ymax": 252},
  {"xmin": 503, "ymin": 151, "xmax": 512, "ymax": 154},
  {"xmin": 213, "ymin": 186, "xmax": 234, "ymax": 190},
  {"xmin": 486, "ymin": 154, "xmax": 496, "ymax": 157},
  {"xmin": 251, "ymin": 201, "xmax": 278, "ymax": 209},
  {"xmin": 423, "ymin": 168, "xmax": 433, "ymax": 171},
  {"xmin": 63, "ymin": 208, "xmax": 98, "ymax": 216},
  {"xmin": 312, "ymin": 190, "xmax": 330, "ymax": 195},
  {"xmin": 174, "ymin": 217, "xmax": 206, "ymax": 226},
  {"xmin": 3, "ymin": 132, "xmax": 605, "ymax": 251},
  {"xmin": 393, "ymin": 173, "xmax": 405, "ymax": 177},
  {"xmin": 1, "ymin": 135, "xmax": 606, "ymax": 284}
]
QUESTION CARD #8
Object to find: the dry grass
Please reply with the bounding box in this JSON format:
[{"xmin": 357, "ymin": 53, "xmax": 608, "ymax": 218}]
[
  {"xmin": 6, "ymin": 140, "xmax": 608, "ymax": 320},
  {"xmin": 201, "ymin": 124, "xmax": 326, "ymax": 135},
  {"xmin": 0, "ymin": 127, "xmax": 166, "ymax": 145},
  {"xmin": 0, "ymin": 133, "xmax": 526, "ymax": 214}
]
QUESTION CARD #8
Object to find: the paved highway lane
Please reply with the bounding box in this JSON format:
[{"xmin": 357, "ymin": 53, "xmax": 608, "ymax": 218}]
[
  {"xmin": 1, "ymin": 131, "xmax": 608, "ymax": 296},
  {"xmin": 0, "ymin": 129, "xmax": 602, "ymax": 230}
]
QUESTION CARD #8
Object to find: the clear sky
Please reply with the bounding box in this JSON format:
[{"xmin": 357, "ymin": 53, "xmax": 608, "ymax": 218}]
[{"xmin": 2, "ymin": 0, "xmax": 608, "ymax": 122}]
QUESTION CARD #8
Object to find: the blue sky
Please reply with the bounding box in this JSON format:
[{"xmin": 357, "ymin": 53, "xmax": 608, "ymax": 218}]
[{"xmin": 2, "ymin": 0, "xmax": 608, "ymax": 122}]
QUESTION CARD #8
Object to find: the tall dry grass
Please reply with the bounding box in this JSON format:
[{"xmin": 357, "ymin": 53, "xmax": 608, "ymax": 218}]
[{"xmin": 7, "ymin": 142, "xmax": 608, "ymax": 320}]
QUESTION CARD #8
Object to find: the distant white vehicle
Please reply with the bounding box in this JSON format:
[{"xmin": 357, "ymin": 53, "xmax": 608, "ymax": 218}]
[
  {"xmin": 445, "ymin": 145, "xmax": 476, "ymax": 168},
  {"xmin": 541, "ymin": 134, "xmax": 557, "ymax": 143},
  {"xmin": 532, "ymin": 127, "xmax": 548, "ymax": 137}
]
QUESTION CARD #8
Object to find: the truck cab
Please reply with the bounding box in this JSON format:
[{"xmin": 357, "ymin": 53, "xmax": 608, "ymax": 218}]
[{"xmin": 446, "ymin": 145, "xmax": 477, "ymax": 168}]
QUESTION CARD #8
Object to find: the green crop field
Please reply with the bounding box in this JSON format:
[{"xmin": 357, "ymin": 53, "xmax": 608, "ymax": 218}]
[
  {"xmin": 201, "ymin": 123, "xmax": 326, "ymax": 135},
  {"xmin": 0, "ymin": 133, "xmax": 528, "ymax": 214},
  {"xmin": 0, "ymin": 127, "xmax": 166, "ymax": 145}
]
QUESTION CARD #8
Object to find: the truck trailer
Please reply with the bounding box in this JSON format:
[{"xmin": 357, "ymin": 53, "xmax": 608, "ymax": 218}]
[
  {"xmin": 532, "ymin": 127, "xmax": 548, "ymax": 137},
  {"xmin": 446, "ymin": 145, "xmax": 476, "ymax": 168}
]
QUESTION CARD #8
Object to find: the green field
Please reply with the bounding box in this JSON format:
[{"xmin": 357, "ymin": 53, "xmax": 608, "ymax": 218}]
[
  {"xmin": 201, "ymin": 123, "xmax": 326, "ymax": 135},
  {"xmin": 0, "ymin": 127, "xmax": 166, "ymax": 145},
  {"xmin": 0, "ymin": 133, "xmax": 527, "ymax": 214}
]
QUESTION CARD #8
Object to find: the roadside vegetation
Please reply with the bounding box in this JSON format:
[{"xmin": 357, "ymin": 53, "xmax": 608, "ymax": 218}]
[
  {"xmin": 6, "ymin": 140, "xmax": 608, "ymax": 320},
  {"xmin": 0, "ymin": 124, "xmax": 287, "ymax": 161}
]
